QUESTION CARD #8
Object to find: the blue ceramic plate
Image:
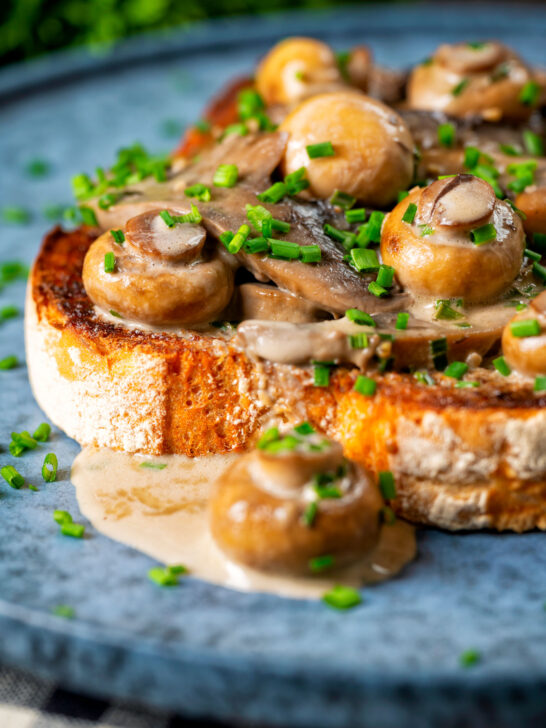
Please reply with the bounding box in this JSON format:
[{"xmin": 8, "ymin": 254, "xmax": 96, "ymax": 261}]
[{"xmin": 0, "ymin": 6, "xmax": 545, "ymax": 727}]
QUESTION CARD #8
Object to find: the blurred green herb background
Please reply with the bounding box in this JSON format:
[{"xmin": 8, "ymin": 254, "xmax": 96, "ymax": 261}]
[{"xmin": 0, "ymin": 0, "xmax": 371, "ymax": 67}]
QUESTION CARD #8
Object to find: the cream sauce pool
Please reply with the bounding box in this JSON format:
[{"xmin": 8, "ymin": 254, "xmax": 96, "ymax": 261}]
[{"xmin": 72, "ymin": 447, "xmax": 416, "ymax": 600}]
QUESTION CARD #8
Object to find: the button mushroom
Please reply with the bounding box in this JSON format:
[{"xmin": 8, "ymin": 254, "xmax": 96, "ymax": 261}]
[
  {"xmin": 209, "ymin": 424, "xmax": 384, "ymax": 575},
  {"xmin": 82, "ymin": 209, "xmax": 234, "ymax": 325},
  {"xmin": 381, "ymin": 175, "xmax": 525, "ymax": 304},
  {"xmin": 407, "ymin": 41, "xmax": 541, "ymax": 122},
  {"xmin": 515, "ymin": 187, "xmax": 546, "ymax": 235},
  {"xmin": 279, "ymin": 91, "xmax": 414, "ymax": 206},
  {"xmin": 255, "ymin": 37, "xmax": 344, "ymax": 107},
  {"xmin": 502, "ymin": 291, "xmax": 546, "ymax": 377}
]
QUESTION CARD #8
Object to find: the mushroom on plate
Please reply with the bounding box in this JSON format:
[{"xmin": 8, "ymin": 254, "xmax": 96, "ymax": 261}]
[
  {"xmin": 502, "ymin": 291, "xmax": 546, "ymax": 377},
  {"xmin": 407, "ymin": 41, "xmax": 541, "ymax": 121},
  {"xmin": 279, "ymin": 90, "xmax": 414, "ymax": 206},
  {"xmin": 381, "ymin": 174, "xmax": 525, "ymax": 304},
  {"xmin": 209, "ymin": 424, "xmax": 384, "ymax": 575},
  {"xmin": 82, "ymin": 208, "xmax": 234, "ymax": 325}
]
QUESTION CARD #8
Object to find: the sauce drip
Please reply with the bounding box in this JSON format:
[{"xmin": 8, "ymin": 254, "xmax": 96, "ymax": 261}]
[{"xmin": 72, "ymin": 447, "xmax": 416, "ymax": 600}]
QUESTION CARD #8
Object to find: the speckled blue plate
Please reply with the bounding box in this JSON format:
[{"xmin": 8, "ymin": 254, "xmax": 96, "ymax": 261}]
[{"xmin": 0, "ymin": 5, "xmax": 545, "ymax": 727}]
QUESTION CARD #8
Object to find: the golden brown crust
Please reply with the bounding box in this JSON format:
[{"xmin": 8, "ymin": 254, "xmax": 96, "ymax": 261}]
[{"xmin": 27, "ymin": 226, "xmax": 546, "ymax": 531}]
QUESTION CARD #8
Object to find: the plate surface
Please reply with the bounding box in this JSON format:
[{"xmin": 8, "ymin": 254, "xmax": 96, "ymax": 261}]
[{"xmin": 0, "ymin": 6, "xmax": 545, "ymax": 727}]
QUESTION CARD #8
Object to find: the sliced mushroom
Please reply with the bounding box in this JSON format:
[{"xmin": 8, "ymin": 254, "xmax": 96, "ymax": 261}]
[
  {"xmin": 417, "ymin": 175, "xmax": 496, "ymax": 229},
  {"xmin": 502, "ymin": 291, "xmax": 546, "ymax": 376},
  {"xmin": 82, "ymin": 210, "xmax": 234, "ymax": 326},
  {"xmin": 234, "ymin": 283, "xmax": 327, "ymax": 323},
  {"xmin": 381, "ymin": 177, "xmax": 525, "ymax": 304},
  {"xmin": 209, "ymin": 426, "xmax": 383, "ymax": 574},
  {"xmin": 279, "ymin": 90, "xmax": 414, "ymax": 206}
]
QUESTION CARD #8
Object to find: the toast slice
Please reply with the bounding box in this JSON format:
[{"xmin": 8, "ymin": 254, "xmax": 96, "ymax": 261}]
[{"xmin": 26, "ymin": 225, "xmax": 546, "ymax": 531}]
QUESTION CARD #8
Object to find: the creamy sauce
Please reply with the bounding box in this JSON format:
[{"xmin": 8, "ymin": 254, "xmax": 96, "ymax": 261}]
[{"xmin": 72, "ymin": 447, "xmax": 416, "ymax": 600}]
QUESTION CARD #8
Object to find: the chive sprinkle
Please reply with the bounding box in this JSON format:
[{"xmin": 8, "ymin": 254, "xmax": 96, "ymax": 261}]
[
  {"xmin": 345, "ymin": 208, "xmax": 367, "ymax": 224},
  {"xmin": 438, "ymin": 122, "xmax": 456, "ymax": 148},
  {"xmin": 533, "ymin": 261, "xmax": 546, "ymax": 282},
  {"xmin": 301, "ymin": 245, "xmax": 321, "ymax": 263},
  {"xmin": 444, "ymin": 361, "xmax": 469, "ymax": 380},
  {"xmin": 148, "ymin": 564, "xmax": 188, "ymax": 586},
  {"xmin": 257, "ymin": 181, "xmax": 287, "ymax": 204},
  {"xmin": 395, "ymin": 312, "xmax": 410, "ymax": 330},
  {"xmin": 1, "ymin": 206, "xmax": 31, "ymax": 224},
  {"xmin": 455, "ymin": 381, "xmax": 479, "ymax": 388},
  {"xmin": 213, "ymin": 163, "xmax": 238, "ymax": 188},
  {"xmin": 269, "ymin": 239, "xmax": 300, "ymax": 259},
  {"xmin": 381, "ymin": 505, "xmax": 397, "ymax": 524},
  {"xmin": 397, "ymin": 190, "xmax": 409, "ymax": 202},
  {"xmin": 140, "ymin": 462, "xmax": 167, "ymax": 470},
  {"xmin": 345, "ymin": 308, "xmax": 375, "ymax": 327},
  {"xmin": 0, "ymin": 305, "xmax": 19, "ymax": 320},
  {"xmin": 519, "ymin": 81, "xmax": 540, "ymax": 107},
  {"xmin": 52, "ymin": 605, "xmax": 75, "ymax": 619},
  {"xmin": 510, "ymin": 319, "xmax": 541, "ymax": 337},
  {"xmin": 0, "ymin": 355, "xmax": 18, "ymax": 370},
  {"xmin": 184, "ymin": 183, "xmax": 211, "ymax": 202},
  {"xmin": 451, "ymin": 78, "xmax": 469, "ymax": 96},
  {"xmin": 322, "ymin": 585, "xmax": 362, "ymax": 610},
  {"xmin": 111, "ymin": 229, "xmax": 125, "ymax": 245},
  {"xmin": 1, "ymin": 465, "xmax": 24, "ymax": 489},
  {"xmin": 61, "ymin": 523, "xmax": 85, "ymax": 538},
  {"xmin": 349, "ymin": 333, "xmax": 369, "ymax": 349},
  {"xmin": 368, "ymin": 281, "xmax": 389, "ymax": 298},
  {"xmin": 379, "ymin": 471, "xmax": 396, "ymax": 499},
  {"xmin": 227, "ymin": 224, "xmax": 250, "ymax": 254},
  {"xmin": 493, "ymin": 356, "xmax": 511, "ymax": 376},
  {"xmin": 402, "ymin": 202, "xmax": 417, "ymax": 224},
  {"xmin": 257, "ymin": 427, "xmax": 279, "ymax": 449},
  {"xmin": 354, "ymin": 375, "xmax": 376, "ymax": 396},
  {"xmin": 104, "ymin": 252, "xmax": 116, "ymax": 273},
  {"xmin": 53, "ymin": 510, "xmax": 72, "ymax": 525},
  {"xmin": 376, "ymin": 264, "xmax": 395, "ymax": 289},
  {"xmin": 459, "ymin": 649, "xmax": 481, "ymax": 668},
  {"xmin": 33, "ymin": 423, "xmax": 51, "ymax": 442},
  {"xmin": 306, "ymin": 141, "xmax": 335, "ymax": 159},
  {"xmin": 314, "ymin": 365, "xmax": 331, "ymax": 387},
  {"xmin": 523, "ymin": 130, "xmax": 544, "ymax": 157},
  {"xmin": 302, "ymin": 501, "xmax": 318, "ymax": 527},
  {"xmin": 350, "ymin": 248, "xmax": 379, "ymax": 273},
  {"xmin": 534, "ymin": 376, "xmax": 546, "ymax": 392},
  {"xmin": 42, "ymin": 453, "xmax": 58, "ymax": 482},
  {"xmin": 471, "ymin": 224, "xmax": 496, "ymax": 245},
  {"xmin": 309, "ymin": 555, "xmax": 335, "ymax": 573},
  {"xmin": 330, "ymin": 190, "xmax": 356, "ymax": 210}
]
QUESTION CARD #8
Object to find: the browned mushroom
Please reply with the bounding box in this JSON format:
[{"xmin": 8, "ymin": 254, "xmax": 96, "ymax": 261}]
[
  {"xmin": 407, "ymin": 41, "xmax": 540, "ymax": 122},
  {"xmin": 279, "ymin": 90, "xmax": 414, "ymax": 206},
  {"xmin": 209, "ymin": 424, "xmax": 383, "ymax": 574},
  {"xmin": 381, "ymin": 175, "xmax": 525, "ymax": 304},
  {"xmin": 82, "ymin": 209, "xmax": 234, "ymax": 325},
  {"xmin": 502, "ymin": 291, "xmax": 546, "ymax": 376}
]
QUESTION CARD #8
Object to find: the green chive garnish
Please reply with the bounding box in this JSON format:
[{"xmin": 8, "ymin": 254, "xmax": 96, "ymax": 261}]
[
  {"xmin": 444, "ymin": 361, "xmax": 469, "ymax": 380},
  {"xmin": 302, "ymin": 501, "xmax": 318, "ymax": 528},
  {"xmin": 455, "ymin": 381, "xmax": 479, "ymax": 388},
  {"xmin": 349, "ymin": 333, "xmax": 369, "ymax": 349},
  {"xmin": 257, "ymin": 427, "xmax": 279, "ymax": 449},
  {"xmin": 111, "ymin": 229, "xmax": 125, "ymax": 245},
  {"xmin": 395, "ymin": 312, "xmax": 409, "ymax": 330},
  {"xmin": 139, "ymin": 462, "xmax": 167, "ymax": 470},
  {"xmin": 213, "ymin": 163, "xmax": 238, "ymax": 188},
  {"xmin": 184, "ymin": 183, "xmax": 211, "ymax": 202},
  {"xmin": 451, "ymin": 78, "xmax": 469, "ymax": 96},
  {"xmin": 52, "ymin": 605, "xmax": 76, "ymax": 619},
  {"xmin": 307, "ymin": 141, "xmax": 335, "ymax": 159},
  {"xmin": 345, "ymin": 308, "xmax": 375, "ymax": 327},
  {"xmin": 534, "ymin": 376, "xmax": 546, "ymax": 392},
  {"xmin": 314, "ymin": 365, "xmax": 331, "ymax": 387},
  {"xmin": 519, "ymin": 81, "xmax": 540, "ymax": 107},
  {"xmin": 61, "ymin": 522, "xmax": 85, "ymax": 538},
  {"xmin": 534, "ymin": 261, "xmax": 546, "ymax": 281},
  {"xmin": 148, "ymin": 564, "xmax": 188, "ymax": 586},
  {"xmin": 345, "ymin": 208, "xmax": 366, "ymax": 223},
  {"xmin": 509, "ymin": 319, "xmax": 541, "ymax": 337},
  {"xmin": 471, "ymin": 224, "xmax": 496, "ymax": 245},
  {"xmin": 368, "ymin": 281, "xmax": 389, "ymax": 298},
  {"xmin": 104, "ymin": 252, "xmax": 116, "ymax": 273},
  {"xmin": 25, "ymin": 158, "xmax": 50, "ymax": 177},
  {"xmin": 459, "ymin": 649, "xmax": 481, "ymax": 668},
  {"xmin": 269, "ymin": 239, "xmax": 300, "ymax": 259},
  {"xmin": 402, "ymin": 202, "xmax": 417, "ymax": 224},
  {"xmin": 0, "ymin": 355, "xmax": 18, "ymax": 370},
  {"xmin": 397, "ymin": 190, "xmax": 409, "ymax": 202},
  {"xmin": 309, "ymin": 555, "xmax": 335, "ymax": 573},
  {"xmin": 354, "ymin": 375, "xmax": 376, "ymax": 396},
  {"xmin": 1, "ymin": 465, "xmax": 24, "ymax": 489},
  {"xmin": 381, "ymin": 505, "xmax": 397, "ymax": 524},
  {"xmin": 301, "ymin": 245, "xmax": 321, "ymax": 263},
  {"xmin": 42, "ymin": 453, "xmax": 58, "ymax": 483},
  {"xmin": 53, "ymin": 510, "xmax": 72, "ymax": 525},
  {"xmin": 523, "ymin": 130, "xmax": 544, "ymax": 157},
  {"xmin": 376, "ymin": 264, "xmax": 395, "ymax": 289},
  {"xmin": 350, "ymin": 248, "xmax": 379, "ymax": 273},
  {"xmin": 0, "ymin": 305, "xmax": 19, "ymax": 320},
  {"xmin": 357, "ymin": 211, "xmax": 385, "ymax": 247},
  {"xmin": 257, "ymin": 181, "xmax": 287, "ymax": 204},
  {"xmin": 330, "ymin": 190, "xmax": 356, "ymax": 210},
  {"xmin": 33, "ymin": 423, "xmax": 51, "ymax": 442},
  {"xmin": 379, "ymin": 471, "xmax": 396, "ymax": 499},
  {"xmin": 438, "ymin": 122, "xmax": 456, "ymax": 148},
  {"xmin": 79, "ymin": 206, "xmax": 98, "ymax": 226},
  {"xmin": 322, "ymin": 585, "xmax": 362, "ymax": 610},
  {"xmin": 227, "ymin": 225, "xmax": 250, "ymax": 254},
  {"xmin": 493, "ymin": 356, "xmax": 511, "ymax": 376},
  {"xmin": 294, "ymin": 422, "xmax": 314, "ymax": 435}
]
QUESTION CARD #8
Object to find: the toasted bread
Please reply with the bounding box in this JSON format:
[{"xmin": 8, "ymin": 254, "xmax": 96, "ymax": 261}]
[{"xmin": 26, "ymin": 225, "xmax": 546, "ymax": 531}]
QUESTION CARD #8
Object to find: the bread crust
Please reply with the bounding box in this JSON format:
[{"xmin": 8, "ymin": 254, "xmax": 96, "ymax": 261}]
[{"xmin": 26, "ymin": 226, "xmax": 546, "ymax": 531}]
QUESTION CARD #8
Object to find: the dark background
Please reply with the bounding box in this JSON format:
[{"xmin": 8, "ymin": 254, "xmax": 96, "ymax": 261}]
[{"xmin": 1, "ymin": 0, "xmax": 408, "ymax": 68}]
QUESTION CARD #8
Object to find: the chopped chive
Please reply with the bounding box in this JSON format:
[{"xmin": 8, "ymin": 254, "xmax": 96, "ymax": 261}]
[
  {"xmin": 435, "ymin": 299, "xmax": 464, "ymax": 321},
  {"xmin": 52, "ymin": 605, "xmax": 75, "ymax": 619},
  {"xmin": 322, "ymin": 585, "xmax": 362, "ymax": 610},
  {"xmin": 349, "ymin": 333, "xmax": 369, "ymax": 349},
  {"xmin": 463, "ymin": 146, "xmax": 480, "ymax": 168},
  {"xmin": 104, "ymin": 252, "xmax": 116, "ymax": 273},
  {"xmin": 376, "ymin": 264, "xmax": 395, "ymax": 288},
  {"xmin": 269, "ymin": 239, "xmax": 300, "ymax": 259},
  {"xmin": 221, "ymin": 122, "xmax": 249, "ymax": 139},
  {"xmin": 257, "ymin": 181, "xmax": 287, "ymax": 204},
  {"xmin": 284, "ymin": 167, "xmax": 309, "ymax": 195},
  {"xmin": 438, "ymin": 122, "xmax": 456, "ymax": 148},
  {"xmin": 395, "ymin": 312, "xmax": 409, "ymax": 330},
  {"xmin": 98, "ymin": 192, "xmax": 121, "ymax": 210},
  {"xmin": 519, "ymin": 80, "xmax": 540, "ymax": 107},
  {"xmin": 397, "ymin": 190, "xmax": 409, "ymax": 202},
  {"xmin": 0, "ymin": 355, "xmax": 18, "ymax": 370},
  {"xmin": 79, "ymin": 206, "xmax": 98, "ymax": 226},
  {"xmin": 534, "ymin": 375, "xmax": 546, "ymax": 392},
  {"xmin": 354, "ymin": 375, "xmax": 376, "ymax": 396},
  {"xmin": 53, "ymin": 510, "xmax": 72, "ymax": 525},
  {"xmin": 294, "ymin": 422, "xmax": 315, "ymax": 435},
  {"xmin": 194, "ymin": 119, "xmax": 211, "ymax": 133},
  {"xmin": 237, "ymin": 88, "xmax": 265, "ymax": 120},
  {"xmin": 1, "ymin": 465, "xmax": 24, "ymax": 489},
  {"xmin": 257, "ymin": 427, "xmax": 279, "ymax": 449},
  {"xmin": 227, "ymin": 225, "xmax": 250, "ymax": 254},
  {"xmin": 301, "ymin": 245, "xmax": 321, "ymax": 263},
  {"xmin": 430, "ymin": 337, "xmax": 448, "ymax": 370},
  {"xmin": 140, "ymin": 462, "xmax": 167, "ymax": 470},
  {"xmin": 451, "ymin": 78, "xmax": 469, "ymax": 96},
  {"xmin": 357, "ymin": 211, "xmax": 385, "ymax": 247},
  {"xmin": 378, "ymin": 471, "xmax": 396, "ymax": 499},
  {"xmin": 345, "ymin": 308, "xmax": 375, "ymax": 327},
  {"xmin": 510, "ymin": 319, "xmax": 541, "ymax": 337},
  {"xmin": 148, "ymin": 565, "xmax": 187, "ymax": 586},
  {"xmin": 42, "ymin": 453, "xmax": 58, "ymax": 483},
  {"xmin": 307, "ymin": 141, "xmax": 335, "ymax": 159},
  {"xmin": 455, "ymin": 381, "xmax": 479, "ymax": 388},
  {"xmin": 219, "ymin": 231, "xmax": 234, "ymax": 250},
  {"xmin": 11, "ymin": 431, "xmax": 38, "ymax": 454},
  {"xmin": 323, "ymin": 223, "xmax": 355, "ymax": 250},
  {"xmin": 415, "ymin": 370, "xmax": 435, "ymax": 386},
  {"xmin": 302, "ymin": 501, "xmax": 318, "ymax": 527},
  {"xmin": 330, "ymin": 190, "xmax": 356, "ymax": 210},
  {"xmin": 345, "ymin": 208, "xmax": 367, "ymax": 224},
  {"xmin": 271, "ymin": 218, "xmax": 291, "ymax": 233},
  {"xmin": 160, "ymin": 209, "xmax": 175, "ymax": 227},
  {"xmin": 109, "ymin": 310, "xmax": 122, "ymax": 318},
  {"xmin": 533, "ymin": 261, "xmax": 546, "ymax": 281},
  {"xmin": 33, "ymin": 422, "xmax": 51, "ymax": 442},
  {"xmin": 444, "ymin": 361, "xmax": 469, "ymax": 380},
  {"xmin": 1, "ymin": 305, "xmax": 19, "ymax": 320},
  {"xmin": 25, "ymin": 158, "xmax": 50, "ymax": 177},
  {"xmin": 1, "ymin": 205, "xmax": 31, "ymax": 224},
  {"xmin": 368, "ymin": 281, "xmax": 389, "ymax": 298},
  {"xmin": 500, "ymin": 143, "xmax": 520, "ymax": 156},
  {"xmin": 467, "ymin": 41, "xmax": 487, "ymax": 50},
  {"xmin": 264, "ymin": 436, "xmax": 300, "ymax": 454},
  {"xmin": 244, "ymin": 237, "xmax": 269, "ymax": 254},
  {"xmin": 523, "ymin": 130, "xmax": 544, "ymax": 157},
  {"xmin": 110, "ymin": 229, "xmax": 125, "ymax": 245},
  {"xmin": 213, "ymin": 163, "xmax": 238, "ymax": 188},
  {"xmin": 419, "ymin": 224, "xmax": 434, "ymax": 237},
  {"xmin": 61, "ymin": 522, "xmax": 85, "ymax": 538},
  {"xmin": 184, "ymin": 183, "xmax": 211, "ymax": 202},
  {"xmin": 525, "ymin": 248, "xmax": 542, "ymax": 262},
  {"xmin": 173, "ymin": 204, "xmax": 202, "ymax": 225},
  {"xmin": 309, "ymin": 555, "xmax": 335, "ymax": 573},
  {"xmin": 350, "ymin": 248, "xmax": 379, "ymax": 273},
  {"xmin": 493, "ymin": 356, "xmax": 511, "ymax": 376},
  {"xmin": 471, "ymin": 223, "xmax": 496, "ymax": 245},
  {"xmin": 314, "ymin": 365, "xmax": 331, "ymax": 387},
  {"xmin": 402, "ymin": 202, "xmax": 417, "ymax": 224},
  {"xmin": 459, "ymin": 649, "xmax": 481, "ymax": 668}
]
